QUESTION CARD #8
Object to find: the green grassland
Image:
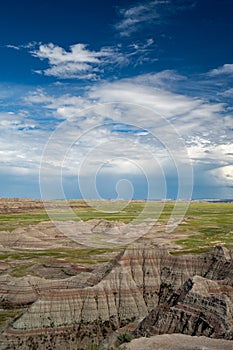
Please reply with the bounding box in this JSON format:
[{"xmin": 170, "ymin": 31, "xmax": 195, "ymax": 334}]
[
  {"xmin": 0, "ymin": 200, "xmax": 173, "ymax": 231},
  {"xmin": 172, "ymin": 202, "xmax": 233, "ymax": 254},
  {"xmin": 0, "ymin": 211, "xmax": 49, "ymax": 232},
  {"xmin": 0, "ymin": 200, "xmax": 232, "ymax": 256},
  {"xmin": 0, "ymin": 247, "xmax": 120, "ymax": 270}
]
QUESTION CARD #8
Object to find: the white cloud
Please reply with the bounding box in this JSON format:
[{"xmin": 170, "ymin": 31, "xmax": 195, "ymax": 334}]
[
  {"xmin": 126, "ymin": 38, "xmax": 158, "ymax": 65},
  {"xmin": 25, "ymin": 74, "xmax": 231, "ymax": 153},
  {"xmin": 115, "ymin": 1, "xmax": 166, "ymax": 37},
  {"xmin": 31, "ymin": 43, "xmax": 104, "ymax": 64},
  {"xmin": 209, "ymin": 165, "xmax": 233, "ymax": 186},
  {"xmin": 128, "ymin": 70, "xmax": 186, "ymax": 86},
  {"xmin": 0, "ymin": 111, "xmax": 46, "ymax": 174},
  {"xmin": 5, "ymin": 41, "xmax": 40, "ymax": 51},
  {"xmin": 5, "ymin": 44, "xmax": 20, "ymax": 51},
  {"xmin": 86, "ymin": 78, "xmax": 232, "ymax": 190},
  {"xmin": 89, "ymin": 79, "xmax": 201, "ymax": 120},
  {"xmin": 220, "ymin": 87, "xmax": 233, "ymax": 97},
  {"xmin": 24, "ymin": 89, "xmax": 92, "ymax": 118},
  {"xmin": 30, "ymin": 43, "xmax": 125, "ymax": 79},
  {"xmin": 6, "ymin": 40, "xmax": 158, "ymax": 80},
  {"xmin": 1, "ymin": 69, "xmax": 232, "ymax": 198},
  {"xmin": 208, "ymin": 64, "xmax": 233, "ymax": 76},
  {"xmin": 115, "ymin": 0, "xmax": 195, "ymax": 37}
]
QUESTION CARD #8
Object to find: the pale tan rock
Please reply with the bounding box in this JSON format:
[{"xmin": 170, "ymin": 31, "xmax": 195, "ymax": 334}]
[{"xmin": 122, "ymin": 334, "xmax": 233, "ymax": 350}]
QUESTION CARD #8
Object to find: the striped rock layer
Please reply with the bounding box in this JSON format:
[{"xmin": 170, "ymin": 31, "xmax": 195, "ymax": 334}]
[{"xmin": 0, "ymin": 244, "xmax": 233, "ymax": 349}]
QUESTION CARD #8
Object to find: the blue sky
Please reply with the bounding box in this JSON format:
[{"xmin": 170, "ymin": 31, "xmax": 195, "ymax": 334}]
[{"xmin": 0, "ymin": 0, "xmax": 233, "ymax": 200}]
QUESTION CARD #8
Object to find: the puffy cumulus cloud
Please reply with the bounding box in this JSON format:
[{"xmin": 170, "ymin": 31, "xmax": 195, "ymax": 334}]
[
  {"xmin": 208, "ymin": 63, "xmax": 233, "ymax": 77},
  {"xmin": 7, "ymin": 40, "xmax": 158, "ymax": 81},
  {"xmin": 187, "ymin": 139, "xmax": 233, "ymax": 165},
  {"xmin": 30, "ymin": 43, "xmax": 126, "ymax": 79},
  {"xmin": 209, "ymin": 165, "xmax": 233, "ymax": 187},
  {"xmin": 0, "ymin": 111, "xmax": 37, "ymax": 132},
  {"xmin": 24, "ymin": 88, "xmax": 92, "ymax": 118},
  {"xmin": 31, "ymin": 43, "xmax": 104, "ymax": 65}
]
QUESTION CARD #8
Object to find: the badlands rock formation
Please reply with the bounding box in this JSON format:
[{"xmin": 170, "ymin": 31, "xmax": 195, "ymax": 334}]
[
  {"xmin": 0, "ymin": 198, "xmax": 44, "ymax": 214},
  {"xmin": 0, "ymin": 221, "xmax": 81, "ymax": 250},
  {"xmin": 0, "ymin": 254, "xmax": 120, "ymax": 308},
  {"xmin": 122, "ymin": 334, "xmax": 233, "ymax": 350},
  {"xmin": 0, "ymin": 243, "xmax": 232, "ymax": 349},
  {"xmin": 0, "ymin": 219, "xmax": 155, "ymax": 250}
]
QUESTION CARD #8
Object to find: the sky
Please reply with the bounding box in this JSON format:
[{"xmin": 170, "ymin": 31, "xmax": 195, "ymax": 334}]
[{"xmin": 0, "ymin": 0, "xmax": 233, "ymax": 200}]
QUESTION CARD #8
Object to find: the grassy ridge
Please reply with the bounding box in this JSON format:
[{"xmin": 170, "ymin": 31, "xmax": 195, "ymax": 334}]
[
  {"xmin": 172, "ymin": 202, "xmax": 233, "ymax": 254},
  {"xmin": 0, "ymin": 201, "xmax": 174, "ymax": 231}
]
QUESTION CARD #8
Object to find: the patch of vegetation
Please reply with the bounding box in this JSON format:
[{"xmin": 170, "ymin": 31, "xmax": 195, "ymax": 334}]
[
  {"xmin": 117, "ymin": 332, "xmax": 133, "ymax": 345},
  {"xmin": 10, "ymin": 262, "xmax": 36, "ymax": 277},
  {"xmin": 0, "ymin": 200, "xmax": 176, "ymax": 231},
  {"xmin": 0, "ymin": 211, "xmax": 49, "ymax": 232},
  {"xmin": 1, "ymin": 200, "xmax": 233, "ymax": 257},
  {"xmin": 0, "ymin": 247, "xmax": 123, "ymax": 277},
  {"xmin": 171, "ymin": 202, "xmax": 233, "ymax": 254},
  {"xmin": 0, "ymin": 308, "xmax": 24, "ymax": 330},
  {"xmin": 0, "ymin": 247, "xmax": 120, "ymax": 261}
]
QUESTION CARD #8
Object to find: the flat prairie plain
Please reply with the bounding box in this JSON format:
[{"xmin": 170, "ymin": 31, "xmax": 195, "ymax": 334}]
[{"xmin": 0, "ymin": 199, "xmax": 232, "ymax": 253}]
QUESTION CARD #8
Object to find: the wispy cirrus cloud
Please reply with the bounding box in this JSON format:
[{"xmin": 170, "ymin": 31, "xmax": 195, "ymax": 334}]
[
  {"xmin": 5, "ymin": 41, "xmax": 39, "ymax": 51},
  {"xmin": 115, "ymin": 0, "xmax": 167, "ymax": 37},
  {"xmin": 126, "ymin": 38, "xmax": 158, "ymax": 65},
  {"xmin": 5, "ymin": 44, "xmax": 20, "ymax": 51},
  {"xmin": 115, "ymin": 0, "xmax": 196, "ymax": 37},
  {"xmin": 220, "ymin": 88, "xmax": 233, "ymax": 97}
]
